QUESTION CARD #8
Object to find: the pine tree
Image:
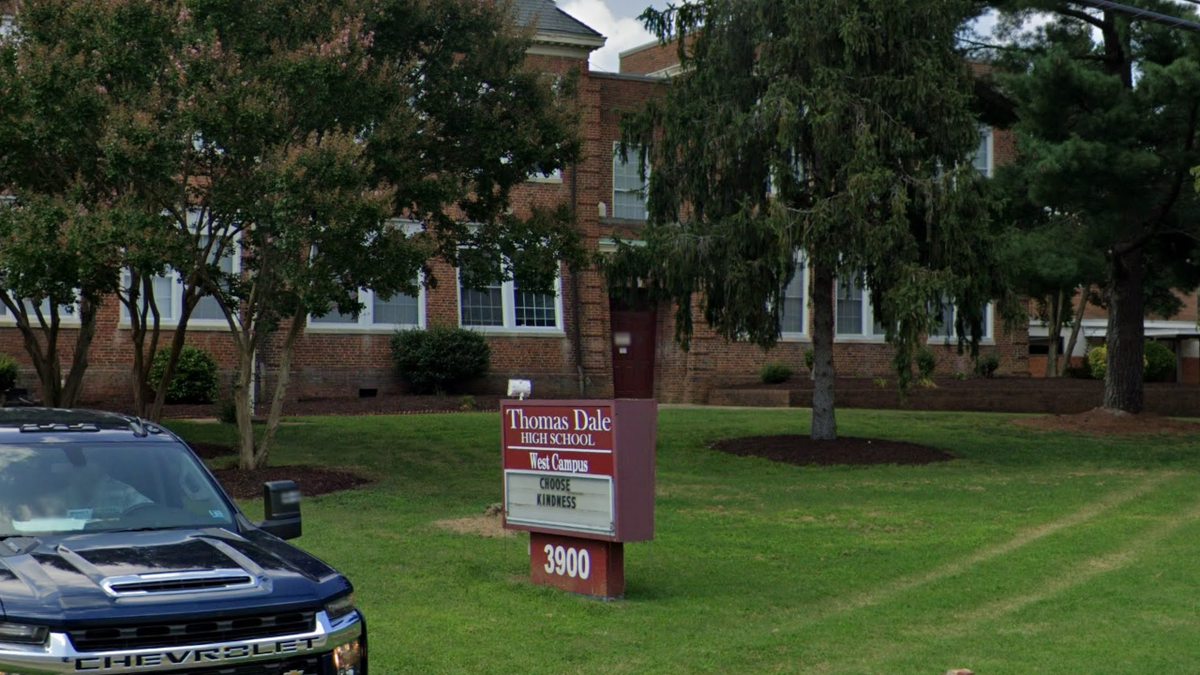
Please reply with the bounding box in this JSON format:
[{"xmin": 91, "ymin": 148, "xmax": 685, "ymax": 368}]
[
  {"xmin": 607, "ymin": 0, "xmax": 1005, "ymax": 440},
  {"xmin": 987, "ymin": 0, "xmax": 1200, "ymax": 412}
]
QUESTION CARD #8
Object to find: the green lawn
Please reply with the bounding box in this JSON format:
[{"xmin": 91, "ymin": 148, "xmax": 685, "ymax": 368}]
[{"xmin": 168, "ymin": 409, "xmax": 1200, "ymax": 675}]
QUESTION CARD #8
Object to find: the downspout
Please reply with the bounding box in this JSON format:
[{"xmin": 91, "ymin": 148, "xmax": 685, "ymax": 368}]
[{"xmin": 570, "ymin": 158, "xmax": 586, "ymax": 397}]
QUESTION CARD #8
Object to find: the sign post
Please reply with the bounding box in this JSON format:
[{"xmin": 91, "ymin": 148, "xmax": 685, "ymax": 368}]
[{"xmin": 502, "ymin": 399, "xmax": 656, "ymax": 599}]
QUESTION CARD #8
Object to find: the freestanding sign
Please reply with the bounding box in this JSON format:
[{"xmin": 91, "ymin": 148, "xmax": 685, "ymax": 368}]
[{"xmin": 503, "ymin": 399, "xmax": 656, "ymax": 598}]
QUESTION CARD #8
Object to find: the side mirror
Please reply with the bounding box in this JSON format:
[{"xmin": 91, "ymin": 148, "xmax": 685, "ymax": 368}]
[{"xmin": 258, "ymin": 480, "xmax": 302, "ymax": 540}]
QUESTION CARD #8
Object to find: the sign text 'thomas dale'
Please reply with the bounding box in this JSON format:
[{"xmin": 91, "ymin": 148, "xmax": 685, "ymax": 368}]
[{"xmin": 503, "ymin": 406, "xmax": 615, "ymax": 476}]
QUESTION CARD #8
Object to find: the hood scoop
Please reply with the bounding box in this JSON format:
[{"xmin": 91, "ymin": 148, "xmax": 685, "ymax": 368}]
[{"xmin": 101, "ymin": 569, "xmax": 260, "ymax": 597}]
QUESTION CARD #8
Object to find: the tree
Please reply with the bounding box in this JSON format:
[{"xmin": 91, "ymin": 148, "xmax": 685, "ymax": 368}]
[
  {"xmin": 606, "ymin": 0, "xmax": 1005, "ymax": 440},
  {"xmin": 985, "ymin": 0, "xmax": 1200, "ymax": 411},
  {"xmin": 168, "ymin": 0, "xmax": 583, "ymax": 469},
  {"xmin": 0, "ymin": 0, "xmax": 239, "ymax": 416}
]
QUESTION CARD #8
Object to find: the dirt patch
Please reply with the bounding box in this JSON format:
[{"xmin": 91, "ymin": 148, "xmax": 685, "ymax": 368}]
[
  {"xmin": 711, "ymin": 435, "xmax": 955, "ymax": 467},
  {"xmin": 212, "ymin": 466, "xmax": 371, "ymax": 500},
  {"xmin": 1013, "ymin": 408, "xmax": 1200, "ymax": 436},
  {"xmin": 434, "ymin": 515, "xmax": 515, "ymax": 539},
  {"xmin": 188, "ymin": 441, "xmax": 236, "ymax": 460}
]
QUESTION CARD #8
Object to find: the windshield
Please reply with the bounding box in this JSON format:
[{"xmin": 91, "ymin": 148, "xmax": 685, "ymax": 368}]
[{"xmin": 0, "ymin": 441, "xmax": 234, "ymax": 536}]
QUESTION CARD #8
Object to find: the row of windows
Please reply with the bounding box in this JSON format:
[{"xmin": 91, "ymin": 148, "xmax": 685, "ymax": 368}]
[{"xmin": 778, "ymin": 255, "xmax": 993, "ymax": 340}]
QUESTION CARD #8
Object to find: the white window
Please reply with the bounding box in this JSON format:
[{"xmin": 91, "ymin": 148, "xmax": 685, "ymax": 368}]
[
  {"xmin": 528, "ymin": 168, "xmax": 563, "ymax": 184},
  {"xmin": 459, "ymin": 265, "xmax": 563, "ymax": 333},
  {"xmin": 120, "ymin": 214, "xmax": 239, "ymax": 328},
  {"xmin": 310, "ymin": 288, "xmax": 424, "ymax": 330},
  {"xmin": 928, "ymin": 300, "xmax": 993, "ymax": 341},
  {"xmin": 834, "ymin": 274, "xmax": 887, "ymax": 339},
  {"xmin": 972, "ymin": 126, "xmax": 993, "ymax": 178},
  {"xmin": 613, "ymin": 143, "xmax": 649, "ymax": 220},
  {"xmin": 0, "ymin": 296, "xmax": 81, "ymax": 324},
  {"xmin": 0, "ymin": 15, "xmax": 14, "ymax": 40},
  {"xmin": 780, "ymin": 254, "xmax": 807, "ymax": 337}
]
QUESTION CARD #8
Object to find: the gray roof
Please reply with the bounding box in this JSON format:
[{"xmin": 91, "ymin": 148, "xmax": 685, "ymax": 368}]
[{"xmin": 513, "ymin": 0, "xmax": 603, "ymax": 38}]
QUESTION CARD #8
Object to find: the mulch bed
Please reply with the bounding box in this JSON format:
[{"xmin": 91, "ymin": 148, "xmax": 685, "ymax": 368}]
[
  {"xmin": 146, "ymin": 394, "xmax": 504, "ymax": 420},
  {"xmin": 711, "ymin": 435, "xmax": 955, "ymax": 467},
  {"xmin": 188, "ymin": 441, "xmax": 237, "ymax": 460},
  {"xmin": 212, "ymin": 466, "xmax": 372, "ymax": 500},
  {"xmin": 1012, "ymin": 408, "xmax": 1200, "ymax": 436}
]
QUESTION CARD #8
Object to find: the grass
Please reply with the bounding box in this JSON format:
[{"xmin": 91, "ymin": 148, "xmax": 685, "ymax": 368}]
[{"xmin": 168, "ymin": 409, "xmax": 1200, "ymax": 675}]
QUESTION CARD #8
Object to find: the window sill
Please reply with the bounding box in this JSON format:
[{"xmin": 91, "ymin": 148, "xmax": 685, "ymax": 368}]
[
  {"xmin": 833, "ymin": 336, "xmax": 888, "ymax": 344},
  {"xmin": 0, "ymin": 319, "xmax": 83, "ymax": 327},
  {"xmin": 306, "ymin": 324, "xmax": 420, "ymax": 335},
  {"xmin": 527, "ymin": 176, "xmax": 564, "ymax": 185},
  {"xmin": 599, "ymin": 217, "xmax": 649, "ymax": 228},
  {"xmin": 779, "ymin": 335, "xmax": 810, "ymax": 343},
  {"xmin": 117, "ymin": 321, "xmax": 229, "ymax": 332},
  {"xmin": 927, "ymin": 337, "xmax": 996, "ymax": 347},
  {"xmin": 462, "ymin": 327, "xmax": 567, "ymax": 338}
]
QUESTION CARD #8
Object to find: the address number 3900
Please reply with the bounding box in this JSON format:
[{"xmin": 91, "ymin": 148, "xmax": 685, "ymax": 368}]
[{"xmin": 542, "ymin": 544, "xmax": 591, "ymax": 580}]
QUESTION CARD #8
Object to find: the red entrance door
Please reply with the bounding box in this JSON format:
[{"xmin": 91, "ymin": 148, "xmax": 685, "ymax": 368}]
[{"xmin": 611, "ymin": 309, "xmax": 657, "ymax": 399}]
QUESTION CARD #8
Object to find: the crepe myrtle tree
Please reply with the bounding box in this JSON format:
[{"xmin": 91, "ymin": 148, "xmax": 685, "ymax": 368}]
[
  {"xmin": 605, "ymin": 0, "xmax": 1007, "ymax": 441},
  {"xmin": 0, "ymin": 0, "xmax": 253, "ymax": 416},
  {"xmin": 166, "ymin": 0, "xmax": 584, "ymax": 469},
  {"xmin": 984, "ymin": 0, "xmax": 1200, "ymax": 412}
]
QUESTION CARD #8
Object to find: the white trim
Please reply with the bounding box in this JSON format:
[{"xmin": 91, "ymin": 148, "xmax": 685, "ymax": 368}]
[
  {"xmin": 527, "ymin": 168, "xmax": 563, "ymax": 184},
  {"xmin": 612, "ymin": 142, "xmax": 649, "ymax": 221},
  {"xmin": 457, "ymin": 263, "xmax": 566, "ymax": 335},
  {"xmin": 780, "ymin": 252, "xmax": 809, "ymax": 339},
  {"xmin": 533, "ymin": 31, "xmax": 606, "ymax": 49},
  {"xmin": 974, "ymin": 126, "xmax": 994, "ymax": 178},
  {"xmin": 307, "ymin": 286, "xmax": 426, "ymax": 332},
  {"xmin": 0, "ymin": 298, "xmax": 83, "ymax": 326},
  {"xmin": 526, "ymin": 44, "xmax": 593, "ymax": 59},
  {"xmin": 925, "ymin": 301, "xmax": 995, "ymax": 343},
  {"xmin": 834, "ymin": 275, "xmax": 886, "ymax": 340}
]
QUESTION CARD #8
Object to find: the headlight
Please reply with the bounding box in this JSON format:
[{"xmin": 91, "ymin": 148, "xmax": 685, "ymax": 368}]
[
  {"xmin": 0, "ymin": 620, "xmax": 48, "ymax": 644},
  {"xmin": 325, "ymin": 593, "xmax": 357, "ymax": 622},
  {"xmin": 332, "ymin": 638, "xmax": 363, "ymax": 675}
]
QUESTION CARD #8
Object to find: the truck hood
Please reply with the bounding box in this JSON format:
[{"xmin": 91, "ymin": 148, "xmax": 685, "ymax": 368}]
[{"xmin": 0, "ymin": 527, "xmax": 350, "ymax": 627}]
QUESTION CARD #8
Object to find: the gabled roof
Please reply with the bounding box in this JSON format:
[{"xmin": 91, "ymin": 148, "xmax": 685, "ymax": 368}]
[{"xmin": 513, "ymin": 0, "xmax": 603, "ymax": 39}]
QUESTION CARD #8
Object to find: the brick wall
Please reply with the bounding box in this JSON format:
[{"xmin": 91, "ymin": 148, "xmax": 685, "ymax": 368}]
[{"xmin": 619, "ymin": 39, "xmax": 685, "ymax": 76}]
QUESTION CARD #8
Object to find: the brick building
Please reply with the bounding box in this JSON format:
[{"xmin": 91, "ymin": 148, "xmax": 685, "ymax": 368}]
[{"xmin": 0, "ymin": 0, "xmax": 1028, "ymax": 407}]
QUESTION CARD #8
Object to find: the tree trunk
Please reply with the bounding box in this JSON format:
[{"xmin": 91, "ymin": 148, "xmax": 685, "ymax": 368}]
[
  {"xmin": 234, "ymin": 338, "xmax": 258, "ymax": 470},
  {"xmin": 1059, "ymin": 286, "xmax": 1089, "ymax": 377},
  {"xmin": 60, "ymin": 298, "xmax": 99, "ymax": 408},
  {"xmin": 1046, "ymin": 290, "xmax": 1063, "ymax": 377},
  {"xmin": 255, "ymin": 311, "xmax": 306, "ymax": 469},
  {"xmin": 1104, "ymin": 249, "xmax": 1145, "ymax": 413},
  {"xmin": 810, "ymin": 264, "xmax": 837, "ymax": 440}
]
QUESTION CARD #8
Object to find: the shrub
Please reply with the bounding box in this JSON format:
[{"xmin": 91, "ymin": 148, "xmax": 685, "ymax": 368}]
[
  {"xmin": 803, "ymin": 349, "xmax": 815, "ymax": 371},
  {"xmin": 759, "ymin": 362, "xmax": 793, "ymax": 385},
  {"xmin": 974, "ymin": 353, "xmax": 1000, "ymax": 379},
  {"xmin": 954, "ymin": 371, "xmax": 969, "ymax": 381},
  {"xmin": 149, "ymin": 346, "xmax": 220, "ymax": 404},
  {"xmin": 1144, "ymin": 341, "xmax": 1177, "ymax": 383},
  {"xmin": 217, "ymin": 396, "xmax": 238, "ymax": 425},
  {"xmin": 873, "ymin": 377, "xmax": 889, "ymax": 388},
  {"xmin": 1088, "ymin": 345, "xmax": 1107, "ymax": 380},
  {"xmin": 391, "ymin": 327, "xmax": 491, "ymax": 395},
  {"xmin": 459, "ymin": 395, "xmax": 477, "ymax": 411},
  {"xmin": 0, "ymin": 354, "xmax": 17, "ymax": 392},
  {"xmin": 915, "ymin": 347, "xmax": 937, "ymax": 381}
]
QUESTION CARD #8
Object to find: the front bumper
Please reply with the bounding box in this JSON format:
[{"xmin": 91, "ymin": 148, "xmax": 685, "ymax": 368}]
[{"xmin": 0, "ymin": 610, "xmax": 362, "ymax": 675}]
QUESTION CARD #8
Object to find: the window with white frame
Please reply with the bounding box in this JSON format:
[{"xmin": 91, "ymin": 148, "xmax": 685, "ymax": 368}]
[
  {"xmin": 835, "ymin": 274, "xmax": 888, "ymax": 339},
  {"xmin": 0, "ymin": 296, "xmax": 81, "ymax": 323},
  {"xmin": 972, "ymin": 126, "xmax": 993, "ymax": 178},
  {"xmin": 459, "ymin": 262, "xmax": 562, "ymax": 332},
  {"xmin": 120, "ymin": 215, "xmax": 239, "ymax": 327},
  {"xmin": 0, "ymin": 15, "xmax": 14, "ymax": 40},
  {"xmin": 928, "ymin": 299, "xmax": 992, "ymax": 340},
  {"xmin": 613, "ymin": 143, "xmax": 649, "ymax": 220},
  {"xmin": 780, "ymin": 255, "xmax": 807, "ymax": 336},
  {"xmin": 310, "ymin": 287, "xmax": 423, "ymax": 329},
  {"xmin": 528, "ymin": 168, "xmax": 563, "ymax": 183}
]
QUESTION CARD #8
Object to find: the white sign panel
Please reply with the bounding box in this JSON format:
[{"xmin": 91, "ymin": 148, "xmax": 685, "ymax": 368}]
[{"xmin": 504, "ymin": 470, "xmax": 614, "ymax": 535}]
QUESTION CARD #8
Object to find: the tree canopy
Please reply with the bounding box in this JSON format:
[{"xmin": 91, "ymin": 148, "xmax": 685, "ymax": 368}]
[
  {"xmin": 984, "ymin": 0, "xmax": 1200, "ymax": 411},
  {"xmin": 607, "ymin": 0, "xmax": 1007, "ymax": 440}
]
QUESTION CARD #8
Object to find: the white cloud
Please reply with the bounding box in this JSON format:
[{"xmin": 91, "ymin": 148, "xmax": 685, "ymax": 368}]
[{"xmin": 558, "ymin": 0, "xmax": 657, "ymax": 73}]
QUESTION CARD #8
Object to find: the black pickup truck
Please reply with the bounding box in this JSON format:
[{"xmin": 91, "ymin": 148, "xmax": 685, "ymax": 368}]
[{"xmin": 0, "ymin": 408, "xmax": 366, "ymax": 675}]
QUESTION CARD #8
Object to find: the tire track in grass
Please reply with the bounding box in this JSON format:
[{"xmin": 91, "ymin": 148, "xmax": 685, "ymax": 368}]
[
  {"xmin": 801, "ymin": 473, "xmax": 1199, "ymax": 675},
  {"xmin": 821, "ymin": 471, "xmax": 1179, "ymax": 616}
]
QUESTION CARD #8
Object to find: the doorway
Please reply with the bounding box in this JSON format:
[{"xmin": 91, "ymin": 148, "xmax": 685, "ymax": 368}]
[{"xmin": 610, "ymin": 295, "xmax": 657, "ymax": 399}]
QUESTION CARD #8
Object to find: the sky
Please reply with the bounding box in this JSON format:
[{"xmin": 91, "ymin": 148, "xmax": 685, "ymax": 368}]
[{"xmin": 558, "ymin": 0, "xmax": 667, "ymax": 73}]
